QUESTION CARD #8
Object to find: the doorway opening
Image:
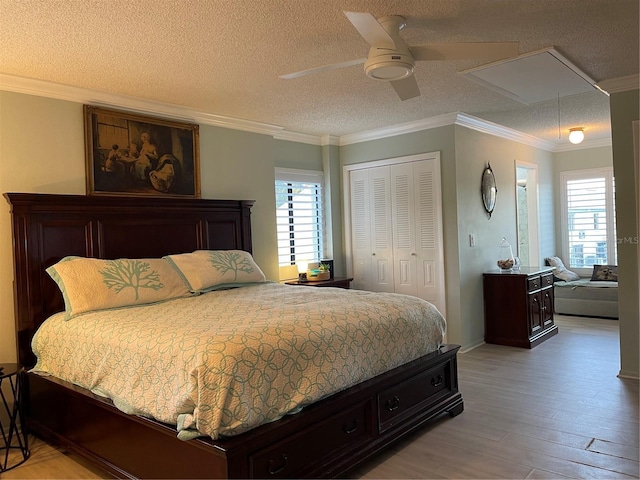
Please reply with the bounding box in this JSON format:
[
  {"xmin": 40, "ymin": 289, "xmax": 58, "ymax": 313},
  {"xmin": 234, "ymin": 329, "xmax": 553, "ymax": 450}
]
[{"xmin": 516, "ymin": 161, "xmax": 540, "ymax": 267}]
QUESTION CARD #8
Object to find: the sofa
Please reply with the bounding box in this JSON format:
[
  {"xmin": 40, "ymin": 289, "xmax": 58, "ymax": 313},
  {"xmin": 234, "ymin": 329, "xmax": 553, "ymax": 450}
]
[{"xmin": 545, "ymin": 257, "xmax": 618, "ymax": 319}]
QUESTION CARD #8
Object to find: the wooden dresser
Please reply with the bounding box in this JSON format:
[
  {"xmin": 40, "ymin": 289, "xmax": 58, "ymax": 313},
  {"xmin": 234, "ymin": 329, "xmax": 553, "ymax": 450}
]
[{"xmin": 483, "ymin": 267, "xmax": 558, "ymax": 348}]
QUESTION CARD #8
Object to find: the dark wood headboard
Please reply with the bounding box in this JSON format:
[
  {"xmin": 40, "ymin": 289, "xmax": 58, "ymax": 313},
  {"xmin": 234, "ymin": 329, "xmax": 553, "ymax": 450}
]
[{"xmin": 5, "ymin": 193, "xmax": 254, "ymax": 367}]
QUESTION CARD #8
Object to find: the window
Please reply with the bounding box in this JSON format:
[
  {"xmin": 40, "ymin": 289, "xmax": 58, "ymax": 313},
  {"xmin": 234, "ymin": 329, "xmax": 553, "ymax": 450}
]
[
  {"xmin": 561, "ymin": 168, "xmax": 616, "ymax": 269},
  {"xmin": 275, "ymin": 168, "xmax": 325, "ymax": 268}
]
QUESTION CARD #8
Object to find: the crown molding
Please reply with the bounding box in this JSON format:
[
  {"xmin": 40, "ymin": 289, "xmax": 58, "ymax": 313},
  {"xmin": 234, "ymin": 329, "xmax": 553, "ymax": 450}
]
[
  {"xmin": 0, "ymin": 73, "xmax": 324, "ymax": 144},
  {"xmin": 552, "ymin": 136, "xmax": 612, "ymax": 152},
  {"xmin": 339, "ymin": 113, "xmax": 459, "ymax": 146},
  {"xmin": 339, "ymin": 111, "xmax": 559, "ymax": 151},
  {"xmin": 457, "ymin": 113, "xmax": 612, "ymax": 152},
  {"xmin": 272, "ymin": 130, "xmax": 323, "ymax": 145},
  {"xmin": 338, "ymin": 111, "xmax": 611, "ymax": 153},
  {"xmin": 321, "ymin": 135, "xmax": 341, "ymax": 146},
  {"xmin": 598, "ymin": 74, "xmax": 640, "ymax": 94},
  {"xmin": 1, "ymin": 73, "xmax": 613, "ymax": 152},
  {"xmin": 271, "ymin": 132, "xmax": 340, "ymax": 146},
  {"xmin": 453, "ymin": 113, "xmax": 558, "ymax": 151}
]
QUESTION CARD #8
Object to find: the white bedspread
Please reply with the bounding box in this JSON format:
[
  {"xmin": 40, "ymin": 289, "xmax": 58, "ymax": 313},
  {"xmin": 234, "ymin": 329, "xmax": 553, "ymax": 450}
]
[{"xmin": 32, "ymin": 283, "xmax": 445, "ymax": 440}]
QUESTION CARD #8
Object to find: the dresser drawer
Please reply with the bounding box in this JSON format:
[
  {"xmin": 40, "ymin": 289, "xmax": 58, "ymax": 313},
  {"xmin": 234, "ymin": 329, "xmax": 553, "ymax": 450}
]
[
  {"xmin": 378, "ymin": 358, "xmax": 454, "ymax": 433},
  {"xmin": 249, "ymin": 400, "xmax": 372, "ymax": 478},
  {"xmin": 527, "ymin": 275, "xmax": 542, "ymax": 292},
  {"xmin": 541, "ymin": 273, "xmax": 554, "ymax": 288}
]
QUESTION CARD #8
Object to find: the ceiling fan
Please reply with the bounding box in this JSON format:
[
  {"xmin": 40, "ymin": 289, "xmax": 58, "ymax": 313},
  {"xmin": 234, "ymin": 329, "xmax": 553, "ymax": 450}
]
[{"xmin": 280, "ymin": 11, "xmax": 519, "ymax": 101}]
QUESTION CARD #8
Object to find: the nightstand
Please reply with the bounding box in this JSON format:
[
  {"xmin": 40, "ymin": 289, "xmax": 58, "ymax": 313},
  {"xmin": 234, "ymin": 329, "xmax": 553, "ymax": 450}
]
[
  {"xmin": 0, "ymin": 363, "xmax": 30, "ymax": 472},
  {"xmin": 284, "ymin": 277, "xmax": 353, "ymax": 289}
]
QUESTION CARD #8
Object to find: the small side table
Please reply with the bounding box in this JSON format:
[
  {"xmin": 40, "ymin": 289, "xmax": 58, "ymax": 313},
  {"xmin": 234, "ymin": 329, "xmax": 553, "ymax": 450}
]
[
  {"xmin": 0, "ymin": 363, "xmax": 30, "ymax": 472},
  {"xmin": 284, "ymin": 277, "xmax": 353, "ymax": 289}
]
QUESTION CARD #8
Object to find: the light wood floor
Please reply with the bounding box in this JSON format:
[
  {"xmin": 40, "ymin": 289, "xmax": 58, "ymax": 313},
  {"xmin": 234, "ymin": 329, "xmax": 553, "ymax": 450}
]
[{"xmin": 3, "ymin": 315, "xmax": 638, "ymax": 479}]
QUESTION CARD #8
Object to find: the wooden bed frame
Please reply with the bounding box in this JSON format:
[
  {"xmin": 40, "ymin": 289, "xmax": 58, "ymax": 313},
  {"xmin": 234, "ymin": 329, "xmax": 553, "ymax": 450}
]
[{"xmin": 6, "ymin": 192, "xmax": 463, "ymax": 479}]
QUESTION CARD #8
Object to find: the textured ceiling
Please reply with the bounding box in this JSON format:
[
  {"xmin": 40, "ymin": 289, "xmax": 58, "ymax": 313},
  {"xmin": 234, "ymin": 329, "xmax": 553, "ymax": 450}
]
[{"xmin": 1, "ymin": 0, "xmax": 638, "ymax": 146}]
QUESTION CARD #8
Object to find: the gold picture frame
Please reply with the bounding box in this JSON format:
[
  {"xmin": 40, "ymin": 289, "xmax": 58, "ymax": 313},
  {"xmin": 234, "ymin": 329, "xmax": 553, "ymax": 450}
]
[{"xmin": 84, "ymin": 105, "xmax": 200, "ymax": 198}]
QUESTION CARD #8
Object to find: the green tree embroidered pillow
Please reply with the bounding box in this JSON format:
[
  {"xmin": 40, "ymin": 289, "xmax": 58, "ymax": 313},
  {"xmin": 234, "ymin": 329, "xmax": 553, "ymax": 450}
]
[
  {"xmin": 47, "ymin": 256, "xmax": 192, "ymax": 318},
  {"xmin": 165, "ymin": 250, "xmax": 266, "ymax": 293}
]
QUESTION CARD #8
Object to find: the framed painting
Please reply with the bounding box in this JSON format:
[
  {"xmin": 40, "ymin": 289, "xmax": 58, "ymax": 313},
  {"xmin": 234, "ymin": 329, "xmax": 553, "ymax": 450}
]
[{"xmin": 84, "ymin": 105, "xmax": 200, "ymax": 198}]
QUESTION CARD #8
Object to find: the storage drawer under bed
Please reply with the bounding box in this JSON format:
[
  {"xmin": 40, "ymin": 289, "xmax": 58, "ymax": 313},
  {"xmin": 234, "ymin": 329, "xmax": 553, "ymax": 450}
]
[
  {"xmin": 377, "ymin": 356, "xmax": 456, "ymax": 433},
  {"xmin": 249, "ymin": 399, "xmax": 373, "ymax": 478}
]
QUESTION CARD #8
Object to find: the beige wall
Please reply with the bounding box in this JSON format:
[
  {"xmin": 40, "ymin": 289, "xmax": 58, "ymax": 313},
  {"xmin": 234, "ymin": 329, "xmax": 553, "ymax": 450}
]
[
  {"xmin": 0, "ymin": 91, "xmax": 322, "ymax": 363},
  {"xmin": 322, "ymin": 144, "xmax": 344, "ymax": 276},
  {"xmin": 609, "ymin": 89, "xmax": 640, "ymax": 379},
  {"xmin": 453, "ymin": 127, "xmax": 555, "ymax": 348},
  {"xmin": 340, "ymin": 125, "xmax": 556, "ymax": 349}
]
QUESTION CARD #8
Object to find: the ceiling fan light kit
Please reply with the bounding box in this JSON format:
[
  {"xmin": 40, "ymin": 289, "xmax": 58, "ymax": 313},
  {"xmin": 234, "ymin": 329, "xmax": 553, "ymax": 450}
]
[
  {"xmin": 363, "ymin": 15, "xmax": 414, "ymax": 81},
  {"xmin": 365, "ymin": 54, "xmax": 415, "ymax": 81}
]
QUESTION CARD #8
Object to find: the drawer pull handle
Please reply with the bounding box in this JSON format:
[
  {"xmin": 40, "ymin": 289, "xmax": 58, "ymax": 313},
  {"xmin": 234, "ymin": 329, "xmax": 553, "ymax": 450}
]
[
  {"xmin": 343, "ymin": 419, "xmax": 359, "ymax": 434},
  {"xmin": 431, "ymin": 374, "xmax": 443, "ymax": 387},
  {"xmin": 385, "ymin": 396, "xmax": 400, "ymax": 411},
  {"xmin": 268, "ymin": 454, "xmax": 288, "ymax": 475}
]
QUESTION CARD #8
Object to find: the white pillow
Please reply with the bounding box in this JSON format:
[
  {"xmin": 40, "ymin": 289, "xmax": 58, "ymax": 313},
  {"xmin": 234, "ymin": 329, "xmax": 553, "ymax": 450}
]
[
  {"xmin": 47, "ymin": 256, "xmax": 193, "ymax": 318},
  {"xmin": 545, "ymin": 256, "xmax": 580, "ymax": 282},
  {"xmin": 164, "ymin": 250, "xmax": 266, "ymax": 293}
]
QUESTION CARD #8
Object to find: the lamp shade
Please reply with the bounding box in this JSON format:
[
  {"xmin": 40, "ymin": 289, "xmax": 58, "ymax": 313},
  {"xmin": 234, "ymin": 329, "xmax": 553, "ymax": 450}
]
[{"xmin": 569, "ymin": 128, "xmax": 585, "ymax": 144}]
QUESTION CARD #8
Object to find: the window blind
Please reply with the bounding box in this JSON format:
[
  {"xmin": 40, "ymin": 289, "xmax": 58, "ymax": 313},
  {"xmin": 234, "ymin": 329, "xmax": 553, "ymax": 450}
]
[
  {"xmin": 275, "ymin": 169, "xmax": 324, "ymax": 267},
  {"xmin": 562, "ymin": 169, "xmax": 616, "ymax": 268}
]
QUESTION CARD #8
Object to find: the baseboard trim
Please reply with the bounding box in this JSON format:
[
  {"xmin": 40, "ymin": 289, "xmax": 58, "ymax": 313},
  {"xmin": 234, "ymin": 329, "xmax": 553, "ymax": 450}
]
[
  {"xmin": 617, "ymin": 370, "xmax": 640, "ymax": 380},
  {"xmin": 459, "ymin": 340, "xmax": 485, "ymax": 354}
]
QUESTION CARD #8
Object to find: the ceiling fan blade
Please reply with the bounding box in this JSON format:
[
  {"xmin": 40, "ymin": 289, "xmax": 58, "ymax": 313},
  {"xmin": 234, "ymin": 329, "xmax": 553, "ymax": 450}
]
[
  {"xmin": 344, "ymin": 11, "xmax": 397, "ymax": 49},
  {"xmin": 411, "ymin": 42, "xmax": 519, "ymax": 61},
  {"xmin": 279, "ymin": 58, "xmax": 366, "ymax": 80},
  {"xmin": 391, "ymin": 75, "xmax": 421, "ymax": 101}
]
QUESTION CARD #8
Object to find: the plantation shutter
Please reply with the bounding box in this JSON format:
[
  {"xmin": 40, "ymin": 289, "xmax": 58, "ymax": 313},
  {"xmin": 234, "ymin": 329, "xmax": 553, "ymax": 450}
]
[
  {"xmin": 275, "ymin": 168, "xmax": 325, "ymax": 267},
  {"xmin": 563, "ymin": 169, "xmax": 616, "ymax": 268}
]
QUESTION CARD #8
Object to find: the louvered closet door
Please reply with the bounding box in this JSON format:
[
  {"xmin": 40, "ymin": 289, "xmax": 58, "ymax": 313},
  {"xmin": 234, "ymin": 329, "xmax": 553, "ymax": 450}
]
[
  {"xmin": 391, "ymin": 160, "xmax": 442, "ymax": 309},
  {"xmin": 350, "ymin": 166, "xmax": 394, "ymax": 292},
  {"xmin": 391, "ymin": 162, "xmax": 417, "ymax": 296},
  {"xmin": 413, "ymin": 160, "xmax": 441, "ymax": 307},
  {"xmin": 350, "ymin": 168, "xmax": 373, "ymax": 291},
  {"xmin": 369, "ymin": 166, "xmax": 394, "ymax": 292}
]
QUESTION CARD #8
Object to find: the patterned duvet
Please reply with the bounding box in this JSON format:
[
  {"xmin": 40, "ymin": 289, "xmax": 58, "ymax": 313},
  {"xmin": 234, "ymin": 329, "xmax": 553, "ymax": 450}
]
[{"xmin": 32, "ymin": 282, "xmax": 446, "ymax": 440}]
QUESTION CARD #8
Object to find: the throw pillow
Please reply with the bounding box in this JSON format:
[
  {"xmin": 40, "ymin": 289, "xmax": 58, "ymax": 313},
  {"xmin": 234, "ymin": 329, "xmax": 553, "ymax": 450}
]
[
  {"xmin": 47, "ymin": 256, "xmax": 193, "ymax": 318},
  {"xmin": 165, "ymin": 250, "xmax": 267, "ymax": 293},
  {"xmin": 545, "ymin": 256, "xmax": 580, "ymax": 282},
  {"xmin": 590, "ymin": 264, "xmax": 618, "ymax": 281}
]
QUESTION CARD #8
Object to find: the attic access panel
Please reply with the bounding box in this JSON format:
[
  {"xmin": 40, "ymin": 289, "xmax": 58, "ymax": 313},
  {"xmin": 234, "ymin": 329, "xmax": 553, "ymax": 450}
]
[{"xmin": 459, "ymin": 47, "xmax": 603, "ymax": 105}]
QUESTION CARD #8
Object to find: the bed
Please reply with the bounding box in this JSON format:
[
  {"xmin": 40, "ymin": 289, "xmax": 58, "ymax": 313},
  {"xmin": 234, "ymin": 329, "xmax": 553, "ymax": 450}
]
[{"xmin": 6, "ymin": 192, "xmax": 463, "ymax": 479}]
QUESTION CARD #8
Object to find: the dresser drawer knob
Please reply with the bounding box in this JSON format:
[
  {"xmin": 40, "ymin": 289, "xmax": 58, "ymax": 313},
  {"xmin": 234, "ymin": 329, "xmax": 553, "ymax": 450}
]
[
  {"xmin": 342, "ymin": 419, "xmax": 359, "ymax": 434},
  {"xmin": 385, "ymin": 395, "xmax": 401, "ymax": 412},
  {"xmin": 431, "ymin": 374, "xmax": 443, "ymax": 387},
  {"xmin": 268, "ymin": 454, "xmax": 288, "ymax": 475}
]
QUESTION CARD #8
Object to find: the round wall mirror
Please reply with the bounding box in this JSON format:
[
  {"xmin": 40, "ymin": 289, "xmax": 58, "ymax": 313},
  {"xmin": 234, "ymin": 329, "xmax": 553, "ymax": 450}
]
[{"xmin": 481, "ymin": 163, "xmax": 497, "ymax": 218}]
